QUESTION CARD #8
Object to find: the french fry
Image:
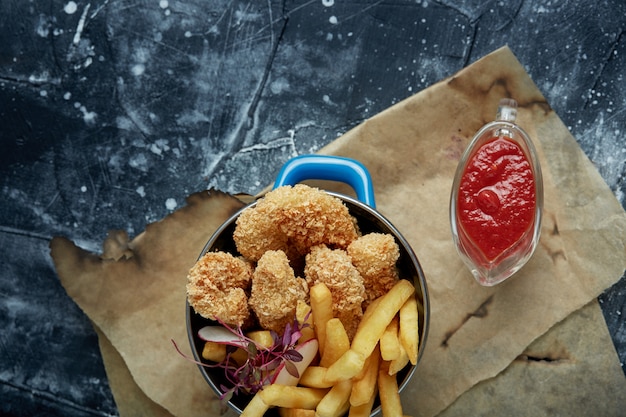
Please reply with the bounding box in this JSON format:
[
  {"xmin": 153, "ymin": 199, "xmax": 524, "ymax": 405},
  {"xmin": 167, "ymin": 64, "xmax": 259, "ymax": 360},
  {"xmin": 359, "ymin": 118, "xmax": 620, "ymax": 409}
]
[
  {"xmin": 359, "ymin": 296, "xmax": 382, "ymax": 323},
  {"xmin": 230, "ymin": 347, "xmax": 249, "ymax": 365},
  {"xmin": 279, "ymin": 408, "xmax": 316, "ymax": 417},
  {"xmin": 325, "ymin": 280, "xmax": 414, "ymax": 383},
  {"xmin": 321, "ymin": 318, "xmax": 351, "ymax": 367},
  {"xmin": 226, "ymin": 330, "xmax": 275, "ymax": 365},
  {"xmin": 351, "ymin": 279, "xmax": 415, "ymax": 359},
  {"xmin": 241, "ymin": 392, "xmax": 270, "ymax": 417},
  {"xmin": 297, "ymin": 299, "xmax": 312, "ymax": 323},
  {"xmin": 316, "ymin": 379, "xmax": 353, "ymax": 417},
  {"xmin": 297, "ymin": 300, "xmax": 316, "ymax": 343},
  {"xmin": 201, "ymin": 341, "xmax": 226, "ymax": 362},
  {"xmin": 247, "ymin": 330, "xmax": 274, "ymax": 348},
  {"xmin": 388, "ymin": 342, "xmax": 409, "ymax": 376},
  {"xmin": 350, "ymin": 345, "xmax": 381, "ymax": 407},
  {"xmin": 299, "ymin": 366, "xmax": 334, "ymax": 388},
  {"xmin": 323, "ymin": 349, "xmax": 366, "ymax": 383},
  {"xmin": 399, "ymin": 294, "xmax": 419, "ymax": 365},
  {"xmin": 379, "ymin": 316, "xmax": 400, "ymax": 361},
  {"xmin": 348, "ymin": 384, "xmax": 378, "ymax": 417},
  {"xmin": 310, "ymin": 283, "xmax": 334, "ymax": 356},
  {"xmin": 352, "ymin": 346, "xmax": 373, "ymax": 382},
  {"xmin": 259, "ymin": 385, "xmax": 328, "ymax": 409},
  {"xmin": 378, "ymin": 361, "xmax": 404, "ymax": 417}
]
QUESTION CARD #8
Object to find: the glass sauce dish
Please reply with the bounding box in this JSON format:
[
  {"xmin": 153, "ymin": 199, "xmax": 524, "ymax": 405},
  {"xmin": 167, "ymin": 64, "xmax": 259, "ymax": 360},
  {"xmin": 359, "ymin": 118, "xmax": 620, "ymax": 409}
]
[{"xmin": 450, "ymin": 99, "xmax": 543, "ymax": 286}]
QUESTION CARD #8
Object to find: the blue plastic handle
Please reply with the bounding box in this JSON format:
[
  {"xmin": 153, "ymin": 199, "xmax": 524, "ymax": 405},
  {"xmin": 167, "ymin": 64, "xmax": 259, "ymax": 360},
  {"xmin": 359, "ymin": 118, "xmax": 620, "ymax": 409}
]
[{"xmin": 273, "ymin": 155, "xmax": 376, "ymax": 208}]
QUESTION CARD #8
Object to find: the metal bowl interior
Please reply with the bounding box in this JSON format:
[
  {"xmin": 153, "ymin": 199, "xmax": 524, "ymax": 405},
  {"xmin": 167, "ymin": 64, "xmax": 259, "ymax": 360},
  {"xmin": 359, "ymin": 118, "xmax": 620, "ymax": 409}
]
[{"xmin": 186, "ymin": 192, "xmax": 430, "ymax": 416}]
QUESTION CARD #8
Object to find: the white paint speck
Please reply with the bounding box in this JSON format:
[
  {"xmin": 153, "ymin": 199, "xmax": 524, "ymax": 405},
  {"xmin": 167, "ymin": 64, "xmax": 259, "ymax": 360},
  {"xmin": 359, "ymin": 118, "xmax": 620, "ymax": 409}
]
[
  {"xmin": 136, "ymin": 186, "xmax": 146, "ymax": 197},
  {"xmin": 79, "ymin": 105, "xmax": 97, "ymax": 125},
  {"xmin": 129, "ymin": 153, "xmax": 149, "ymax": 172},
  {"xmin": 132, "ymin": 64, "xmax": 145, "ymax": 76},
  {"xmin": 184, "ymin": 31, "xmax": 192, "ymax": 38},
  {"xmin": 150, "ymin": 144, "xmax": 162, "ymax": 155},
  {"xmin": 80, "ymin": 185, "xmax": 87, "ymax": 192},
  {"xmin": 329, "ymin": 16, "xmax": 338, "ymax": 25},
  {"xmin": 64, "ymin": 1, "xmax": 78, "ymax": 15},
  {"xmin": 165, "ymin": 198, "xmax": 177, "ymax": 210},
  {"xmin": 159, "ymin": 0, "xmax": 169, "ymax": 9},
  {"xmin": 35, "ymin": 15, "xmax": 51, "ymax": 38},
  {"xmin": 149, "ymin": 139, "xmax": 170, "ymax": 155},
  {"xmin": 270, "ymin": 77, "xmax": 290, "ymax": 94},
  {"xmin": 63, "ymin": 92, "xmax": 72, "ymax": 100},
  {"xmin": 40, "ymin": 90, "xmax": 47, "ymax": 97},
  {"xmin": 322, "ymin": 0, "xmax": 334, "ymax": 6}
]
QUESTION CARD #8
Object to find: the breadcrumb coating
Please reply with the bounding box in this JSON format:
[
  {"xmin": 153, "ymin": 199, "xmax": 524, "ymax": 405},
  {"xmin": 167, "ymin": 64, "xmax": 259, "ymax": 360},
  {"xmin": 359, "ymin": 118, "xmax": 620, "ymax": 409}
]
[
  {"xmin": 233, "ymin": 184, "xmax": 360, "ymax": 263},
  {"xmin": 248, "ymin": 250, "xmax": 308, "ymax": 334},
  {"xmin": 304, "ymin": 244, "xmax": 365, "ymax": 339},
  {"xmin": 347, "ymin": 233, "xmax": 400, "ymax": 307},
  {"xmin": 188, "ymin": 185, "xmax": 404, "ymax": 341},
  {"xmin": 186, "ymin": 251, "xmax": 253, "ymax": 327}
]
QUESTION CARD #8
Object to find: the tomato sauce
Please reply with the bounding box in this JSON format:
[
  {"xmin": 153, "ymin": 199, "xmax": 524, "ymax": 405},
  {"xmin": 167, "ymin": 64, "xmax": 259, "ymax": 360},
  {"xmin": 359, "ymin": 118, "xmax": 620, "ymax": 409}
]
[{"xmin": 457, "ymin": 136, "xmax": 536, "ymax": 262}]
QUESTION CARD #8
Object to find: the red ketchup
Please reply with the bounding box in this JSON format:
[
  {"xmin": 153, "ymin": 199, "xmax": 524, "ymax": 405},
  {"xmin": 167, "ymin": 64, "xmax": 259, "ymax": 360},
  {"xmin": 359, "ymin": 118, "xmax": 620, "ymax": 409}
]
[{"xmin": 450, "ymin": 99, "xmax": 543, "ymax": 286}]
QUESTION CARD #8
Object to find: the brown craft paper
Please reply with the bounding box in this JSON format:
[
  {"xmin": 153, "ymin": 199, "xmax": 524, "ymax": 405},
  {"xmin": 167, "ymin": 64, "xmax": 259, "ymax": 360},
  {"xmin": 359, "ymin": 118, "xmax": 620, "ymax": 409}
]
[
  {"xmin": 439, "ymin": 299, "xmax": 626, "ymax": 416},
  {"xmin": 50, "ymin": 46, "xmax": 626, "ymax": 416},
  {"xmin": 52, "ymin": 192, "xmax": 246, "ymax": 417}
]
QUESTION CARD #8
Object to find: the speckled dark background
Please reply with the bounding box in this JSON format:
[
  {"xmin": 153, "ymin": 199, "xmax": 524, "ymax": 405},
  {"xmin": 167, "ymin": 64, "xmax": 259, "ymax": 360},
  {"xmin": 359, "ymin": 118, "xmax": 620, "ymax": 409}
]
[{"xmin": 1, "ymin": 1, "xmax": 624, "ymax": 415}]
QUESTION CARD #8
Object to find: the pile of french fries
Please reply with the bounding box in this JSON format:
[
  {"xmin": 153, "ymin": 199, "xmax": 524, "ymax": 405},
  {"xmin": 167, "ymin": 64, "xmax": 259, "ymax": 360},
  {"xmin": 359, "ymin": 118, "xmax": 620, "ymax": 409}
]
[{"xmin": 228, "ymin": 278, "xmax": 420, "ymax": 417}]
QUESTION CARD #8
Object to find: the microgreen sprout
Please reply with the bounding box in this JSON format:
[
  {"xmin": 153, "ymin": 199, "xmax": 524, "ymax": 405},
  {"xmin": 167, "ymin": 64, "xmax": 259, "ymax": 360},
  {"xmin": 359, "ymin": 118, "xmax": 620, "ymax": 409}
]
[{"xmin": 175, "ymin": 314, "xmax": 311, "ymax": 401}]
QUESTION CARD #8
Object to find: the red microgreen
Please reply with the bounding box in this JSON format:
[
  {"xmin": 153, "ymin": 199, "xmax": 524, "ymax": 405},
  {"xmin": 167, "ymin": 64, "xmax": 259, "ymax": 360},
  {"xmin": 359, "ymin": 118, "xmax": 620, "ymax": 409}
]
[{"xmin": 175, "ymin": 315, "xmax": 310, "ymax": 401}]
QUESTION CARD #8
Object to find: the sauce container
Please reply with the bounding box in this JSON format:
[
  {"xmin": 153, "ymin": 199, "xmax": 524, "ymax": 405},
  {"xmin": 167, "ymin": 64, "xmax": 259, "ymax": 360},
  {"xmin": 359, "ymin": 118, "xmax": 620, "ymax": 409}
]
[
  {"xmin": 187, "ymin": 155, "xmax": 430, "ymax": 416},
  {"xmin": 450, "ymin": 99, "xmax": 543, "ymax": 286}
]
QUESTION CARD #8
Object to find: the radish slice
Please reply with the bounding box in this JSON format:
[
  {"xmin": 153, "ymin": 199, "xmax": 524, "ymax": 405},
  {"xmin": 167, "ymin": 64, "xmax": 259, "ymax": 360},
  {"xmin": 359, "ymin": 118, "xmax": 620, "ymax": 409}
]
[
  {"xmin": 198, "ymin": 326, "xmax": 248, "ymax": 347},
  {"xmin": 272, "ymin": 338, "xmax": 319, "ymax": 386}
]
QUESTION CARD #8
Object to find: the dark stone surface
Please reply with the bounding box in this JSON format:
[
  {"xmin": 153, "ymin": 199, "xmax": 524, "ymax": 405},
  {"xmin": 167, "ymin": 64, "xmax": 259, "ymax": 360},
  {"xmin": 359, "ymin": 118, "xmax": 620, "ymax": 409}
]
[{"xmin": 1, "ymin": 1, "xmax": 624, "ymax": 415}]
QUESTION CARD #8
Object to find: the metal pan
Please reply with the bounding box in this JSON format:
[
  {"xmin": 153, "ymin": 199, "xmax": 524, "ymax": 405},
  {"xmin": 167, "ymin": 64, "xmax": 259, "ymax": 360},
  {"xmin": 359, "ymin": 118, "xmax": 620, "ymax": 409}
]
[{"xmin": 186, "ymin": 154, "xmax": 430, "ymax": 416}]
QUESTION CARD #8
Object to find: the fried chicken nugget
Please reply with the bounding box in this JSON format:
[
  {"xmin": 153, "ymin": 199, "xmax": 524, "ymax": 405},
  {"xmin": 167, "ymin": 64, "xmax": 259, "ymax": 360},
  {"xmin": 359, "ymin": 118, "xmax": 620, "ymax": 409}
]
[
  {"xmin": 233, "ymin": 184, "xmax": 360, "ymax": 262},
  {"xmin": 269, "ymin": 184, "xmax": 360, "ymax": 254},
  {"xmin": 186, "ymin": 251, "xmax": 253, "ymax": 327},
  {"xmin": 304, "ymin": 245, "xmax": 365, "ymax": 340},
  {"xmin": 347, "ymin": 233, "xmax": 400, "ymax": 307},
  {"xmin": 248, "ymin": 250, "xmax": 309, "ymax": 334},
  {"xmin": 233, "ymin": 201, "xmax": 292, "ymax": 263}
]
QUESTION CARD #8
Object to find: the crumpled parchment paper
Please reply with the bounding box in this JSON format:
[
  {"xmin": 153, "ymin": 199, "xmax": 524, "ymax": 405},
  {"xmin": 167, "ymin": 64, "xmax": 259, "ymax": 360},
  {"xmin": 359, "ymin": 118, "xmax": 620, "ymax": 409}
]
[{"xmin": 50, "ymin": 46, "xmax": 626, "ymax": 417}]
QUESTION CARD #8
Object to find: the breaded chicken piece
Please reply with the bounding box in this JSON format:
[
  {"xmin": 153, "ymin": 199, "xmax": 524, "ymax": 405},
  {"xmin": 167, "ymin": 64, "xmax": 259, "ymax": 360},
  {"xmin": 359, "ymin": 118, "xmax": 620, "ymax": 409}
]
[
  {"xmin": 233, "ymin": 202, "xmax": 292, "ymax": 263},
  {"xmin": 270, "ymin": 184, "xmax": 360, "ymax": 254},
  {"xmin": 233, "ymin": 184, "xmax": 360, "ymax": 263},
  {"xmin": 347, "ymin": 233, "xmax": 400, "ymax": 307},
  {"xmin": 248, "ymin": 250, "xmax": 308, "ymax": 334},
  {"xmin": 304, "ymin": 244, "xmax": 365, "ymax": 339},
  {"xmin": 186, "ymin": 251, "xmax": 253, "ymax": 327}
]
